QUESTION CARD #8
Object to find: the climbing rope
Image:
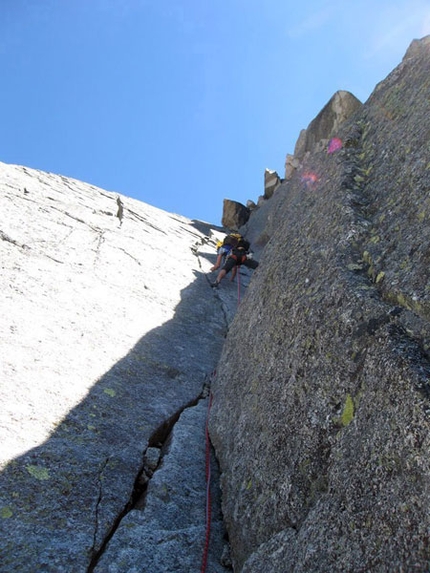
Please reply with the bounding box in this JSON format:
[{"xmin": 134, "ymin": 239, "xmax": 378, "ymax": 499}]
[{"xmin": 200, "ymin": 389, "xmax": 214, "ymax": 573}]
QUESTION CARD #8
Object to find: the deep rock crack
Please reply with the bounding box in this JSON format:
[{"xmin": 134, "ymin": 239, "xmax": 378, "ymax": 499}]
[{"xmin": 87, "ymin": 380, "xmax": 213, "ymax": 572}]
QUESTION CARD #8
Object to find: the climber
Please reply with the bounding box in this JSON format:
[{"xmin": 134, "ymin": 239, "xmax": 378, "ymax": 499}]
[
  {"xmin": 210, "ymin": 233, "xmax": 242, "ymax": 272},
  {"xmin": 211, "ymin": 237, "xmax": 258, "ymax": 288}
]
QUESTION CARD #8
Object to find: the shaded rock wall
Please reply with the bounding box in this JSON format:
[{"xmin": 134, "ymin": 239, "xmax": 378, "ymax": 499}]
[{"xmin": 210, "ymin": 36, "xmax": 430, "ymax": 572}]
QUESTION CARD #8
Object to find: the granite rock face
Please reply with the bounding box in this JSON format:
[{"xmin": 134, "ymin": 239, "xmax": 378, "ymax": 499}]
[
  {"xmin": 263, "ymin": 169, "xmax": 282, "ymax": 200},
  {"xmin": 0, "ymin": 163, "xmax": 234, "ymax": 572},
  {"xmin": 2, "ymin": 34, "xmax": 430, "ymax": 573},
  {"xmin": 93, "ymin": 398, "xmax": 228, "ymax": 573},
  {"xmin": 285, "ymin": 90, "xmax": 362, "ymax": 180},
  {"xmin": 210, "ymin": 35, "xmax": 430, "ymax": 572},
  {"xmin": 294, "ymin": 89, "xmax": 363, "ymax": 158}
]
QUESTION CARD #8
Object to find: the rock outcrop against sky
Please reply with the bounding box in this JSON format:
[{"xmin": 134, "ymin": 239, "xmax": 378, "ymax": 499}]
[
  {"xmin": 210, "ymin": 36, "xmax": 430, "ymax": 573},
  {"xmin": 0, "ymin": 162, "xmax": 239, "ymax": 571}
]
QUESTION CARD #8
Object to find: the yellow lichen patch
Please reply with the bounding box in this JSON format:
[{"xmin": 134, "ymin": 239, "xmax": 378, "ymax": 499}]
[
  {"xmin": 1, "ymin": 506, "xmax": 13, "ymax": 518},
  {"xmin": 417, "ymin": 211, "xmax": 426, "ymax": 222},
  {"xmin": 341, "ymin": 394, "xmax": 355, "ymax": 426},
  {"xmin": 376, "ymin": 271, "xmax": 385, "ymax": 284},
  {"xmin": 362, "ymin": 251, "xmax": 371, "ymax": 264},
  {"xmin": 26, "ymin": 465, "xmax": 50, "ymax": 480},
  {"xmin": 347, "ymin": 263, "xmax": 363, "ymax": 271},
  {"xmin": 104, "ymin": 388, "xmax": 116, "ymax": 397},
  {"xmin": 396, "ymin": 292, "xmax": 409, "ymax": 309}
]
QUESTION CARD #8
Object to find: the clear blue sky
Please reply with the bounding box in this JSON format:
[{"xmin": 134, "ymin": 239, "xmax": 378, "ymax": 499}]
[{"xmin": 1, "ymin": 1, "xmax": 429, "ymax": 225}]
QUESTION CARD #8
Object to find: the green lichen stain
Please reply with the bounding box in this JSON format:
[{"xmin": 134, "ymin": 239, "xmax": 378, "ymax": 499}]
[
  {"xmin": 341, "ymin": 394, "xmax": 355, "ymax": 426},
  {"xmin": 104, "ymin": 388, "xmax": 116, "ymax": 397},
  {"xmin": 376, "ymin": 271, "xmax": 385, "ymax": 284},
  {"xmin": 246, "ymin": 479, "xmax": 252, "ymax": 490},
  {"xmin": 347, "ymin": 263, "xmax": 363, "ymax": 271},
  {"xmin": 362, "ymin": 251, "xmax": 371, "ymax": 264},
  {"xmin": 250, "ymin": 378, "xmax": 259, "ymax": 393},
  {"xmin": 396, "ymin": 292, "xmax": 409, "ymax": 309},
  {"xmin": 26, "ymin": 465, "xmax": 50, "ymax": 480},
  {"xmin": 417, "ymin": 211, "xmax": 426, "ymax": 222},
  {"xmin": 1, "ymin": 506, "xmax": 13, "ymax": 518}
]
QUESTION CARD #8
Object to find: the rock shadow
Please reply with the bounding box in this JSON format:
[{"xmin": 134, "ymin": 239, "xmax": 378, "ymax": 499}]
[{"xmin": 0, "ymin": 267, "xmax": 230, "ymax": 572}]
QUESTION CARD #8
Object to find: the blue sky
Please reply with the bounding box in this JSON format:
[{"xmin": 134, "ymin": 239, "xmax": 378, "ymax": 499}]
[{"xmin": 1, "ymin": 1, "xmax": 429, "ymax": 225}]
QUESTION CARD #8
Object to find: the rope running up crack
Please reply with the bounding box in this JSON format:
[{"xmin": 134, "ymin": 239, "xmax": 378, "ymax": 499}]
[{"xmin": 200, "ymin": 388, "xmax": 214, "ymax": 573}]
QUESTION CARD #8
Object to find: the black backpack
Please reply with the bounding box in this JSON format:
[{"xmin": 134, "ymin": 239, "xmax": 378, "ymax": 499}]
[
  {"xmin": 222, "ymin": 233, "xmax": 242, "ymax": 248},
  {"xmin": 236, "ymin": 238, "xmax": 250, "ymax": 252}
]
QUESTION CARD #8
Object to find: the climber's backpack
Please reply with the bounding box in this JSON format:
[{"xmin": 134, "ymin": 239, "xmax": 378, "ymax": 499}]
[
  {"xmin": 236, "ymin": 238, "xmax": 250, "ymax": 252},
  {"xmin": 222, "ymin": 233, "xmax": 242, "ymax": 248},
  {"xmin": 229, "ymin": 238, "xmax": 251, "ymax": 266}
]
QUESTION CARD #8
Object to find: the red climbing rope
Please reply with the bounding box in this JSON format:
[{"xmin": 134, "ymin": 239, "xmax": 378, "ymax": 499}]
[{"xmin": 201, "ymin": 390, "xmax": 214, "ymax": 573}]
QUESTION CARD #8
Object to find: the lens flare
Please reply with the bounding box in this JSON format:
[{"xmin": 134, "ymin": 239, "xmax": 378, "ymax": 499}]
[
  {"xmin": 301, "ymin": 172, "xmax": 319, "ymax": 187},
  {"xmin": 327, "ymin": 137, "xmax": 343, "ymax": 153}
]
